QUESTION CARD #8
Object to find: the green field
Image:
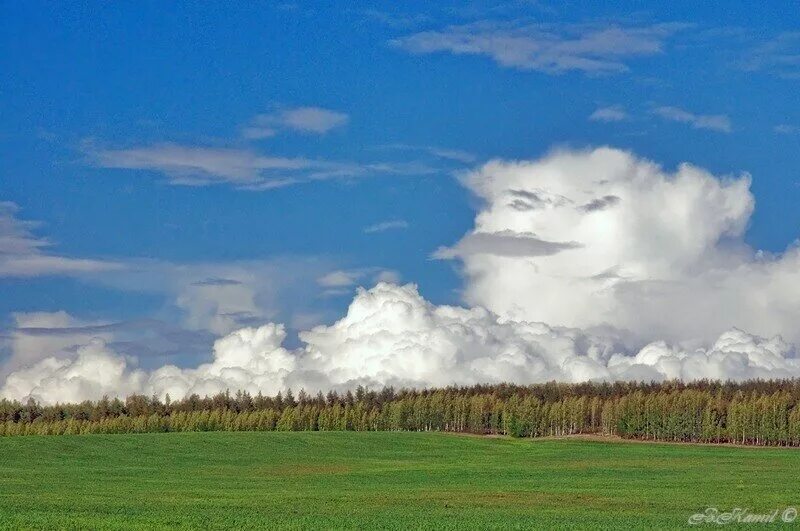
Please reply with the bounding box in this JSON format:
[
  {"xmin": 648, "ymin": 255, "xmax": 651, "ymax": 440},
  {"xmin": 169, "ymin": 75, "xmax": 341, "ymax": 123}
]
[{"xmin": 0, "ymin": 432, "xmax": 798, "ymax": 529}]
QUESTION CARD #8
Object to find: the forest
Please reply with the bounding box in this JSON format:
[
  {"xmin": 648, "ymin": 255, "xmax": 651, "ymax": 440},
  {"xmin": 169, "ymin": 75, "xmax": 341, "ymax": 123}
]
[{"xmin": 3, "ymin": 380, "xmax": 800, "ymax": 446}]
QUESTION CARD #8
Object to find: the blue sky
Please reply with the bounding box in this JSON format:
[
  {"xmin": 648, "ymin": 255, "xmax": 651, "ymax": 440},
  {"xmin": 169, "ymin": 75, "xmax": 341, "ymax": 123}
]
[{"xmin": 2, "ymin": 1, "xmax": 800, "ymax": 374}]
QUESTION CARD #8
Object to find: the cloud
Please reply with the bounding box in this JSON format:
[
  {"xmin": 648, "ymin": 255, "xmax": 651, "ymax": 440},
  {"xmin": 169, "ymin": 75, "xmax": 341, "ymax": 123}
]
[
  {"xmin": 244, "ymin": 107, "xmax": 349, "ymax": 137},
  {"xmin": 360, "ymin": 8, "xmax": 431, "ymax": 29},
  {"xmin": 317, "ymin": 270, "xmax": 363, "ymax": 288},
  {"xmin": 0, "ymin": 311, "xmax": 112, "ymax": 378},
  {"xmin": 740, "ymin": 32, "xmax": 800, "ymax": 78},
  {"xmin": 433, "ymin": 230, "xmax": 581, "ymax": 259},
  {"xmin": 589, "ymin": 105, "xmax": 628, "ymax": 122},
  {"xmin": 8, "ymin": 147, "xmax": 800, "ymax": 403},
  {"xmin": 88, "ymin": 141, "xmax": 438, "ymax": 190},
  {"xmin": 4, "ymin": 283, "xmax": 799, "ymax": 404},
  {"xmin": 0, "ymin": 313, "xmax": 214, "ymax": 379},
  {"xmin": 89, "ymin": 143, "xmax": 314, "ymax": 187},
  {"xmin": 92, "ymin": 257, "xmax": 349, "ymax": 336},
  {"xmin": 0, "ymin": 202, "xmax": 120, "ymax": 277},
  {"xmin": 317, "ymin": 268, "xmax": 400, "ymax": 295},
  {"xmin": 774, "ymin": 124, "xmax": 800, "ymax": 135},
  {"xmin": 1, "ymin": 339, "xmax": 147, "ymax": 404},
  {"xmin": 364, "ymin": 220, "xmax": 410, "ymax": 233},
  {"xmin": 378, "ymin": 144, "xmax": 477, "ymax": 164},
  {"xmin": 653, "ymin": 106, "xmax": 732, "ymax": 132},
  {"xmin": 87, "ymin": 109, "xmax": 446, "ymax": 190},
  {"xmin": 448, "ymin": 146, "xmax": 800, "ymax": 348},
  {"xmin": 0, "ymin": 200, "xmax": 398, "ymax": 343},
  {"xmin": 425, "ymin": 147, "xmax": 477, "ymax": 163},
  {"xmin": 392, "ymin": 22, "xmax": 687, "ymax": 74},
  {"xmin": 191, "ymin": 277, "xmax": 244, "ymax": 287},
  {"xmin": 240, "ymin": 126, "xmax": 277, "ymax": 140},
  {"xmin": 579, "ymin": 195, "xmax": 620, "ymax": 212}
]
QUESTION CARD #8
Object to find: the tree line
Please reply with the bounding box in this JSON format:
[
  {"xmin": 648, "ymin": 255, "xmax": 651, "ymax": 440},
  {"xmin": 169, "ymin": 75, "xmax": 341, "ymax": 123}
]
[{"xmin": 3, "ymin": 380, "xmax": 800, "ymax": 445}]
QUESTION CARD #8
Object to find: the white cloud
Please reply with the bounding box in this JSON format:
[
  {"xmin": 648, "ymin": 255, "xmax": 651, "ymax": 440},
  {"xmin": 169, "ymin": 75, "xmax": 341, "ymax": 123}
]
[
  {"xmin": 0, "ymin": 199, "xmax": 391, "ymax": 340},
  {"xmin": 93, "ymin": 257, "xmax": 346, "ymax": 336},
  {"xmin": 774, "ymin": 124, "xmax": 799, "ymax": 135},
  {"xmin": 317, "ymin": 268, "xmax": 400, "ymax": 295},
  {"xmin": 8, "ymin": 147, "xmax": 800, "ymax": 403},
  {"xmin": 653, "ymin": 106, "xmax": 732, "ymax": 132},
  {"xmin": 89, "ymin": 142, "xmax": 437, "ymax": 190},
  {"xmin": 0, "ymin": 311, "xmax": 111, "ymax": 378},
  {"xmin": 589, "ymin": 105, "xmax": 628, "ymax": 122},
  {"xmin": 240, "ymin": 126, "xmax": 277, "ymax": 140},
  {"xmin": 380, "ymin": 144, "xmax": 477, "ymax": 164},
  {"xmin": 392, "ymin": 22, "xmax": 687, "ymax": 74},
  {"xmin": 245, "ymin": 107, "xmax": 349, "ymax": 136},
  {"xmin": 0, "ymin": 202, "xmax": 120, "ymax": 277},
  {"xmin": 424, "ymin": 147, "xmax": 477, "ymax": 163},
  {"xmin": 279, "ymin": 107, "xmax": 349, "ymax": 133},
  {"xmin": 89, "ymin": 143, "xmax": 313, "ymax": 187},
  {"xmin": 1, "ymin": 339, "xmax": 146, "ymax": 404},
  {"xmin": 740, "ymin": 32, "xmax": 800, "ymax": 79},
  {"xmin": 360, "ymin": 9, "xmax": 431, "ymax": 29},
  {"xmin": 317, "ymin": 270, "xmax": 363, "ymax": 288},
  {"xmin": 4, "ymin": 283, "xmax": 799, "ymax": 404},
  {"xmin": 363, "ymin": 220, "xmax": 409, "ymax": 233},
  {"xmin": 445, "ymin": 146, "xmax": 800, "ymax": 347}
]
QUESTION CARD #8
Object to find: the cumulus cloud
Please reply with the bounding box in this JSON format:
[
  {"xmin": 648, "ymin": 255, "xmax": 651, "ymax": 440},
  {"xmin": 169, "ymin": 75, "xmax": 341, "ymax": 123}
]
[
  {"xmin": 653, "ymin": 106, "xmax": 732, "ymax": 132},
  {"xmin": 447, "ymin": 146, "xmax": 800, "ymax": 347},
  {"xmin": 0, "ymin": 310, "xmax": 218, "ymax": 379},
  {"xmin": 1, "ymin": 339, "xmax": 147, "ymax": 404},
  {"xmin": 317, "ymin": 268, "xmax": 400, "ymax": 296},
  {"xmin": 6, "ymin": 147, "xmax": 800, "ymax": 404},
  {"xmin": 4, "ymin": 283, "xmax": 799, "ymax": 404},
  {"xmin": 392, "ymin": 22, "xmax": 687, "ymax": 74},
  {"xmin": 0, "ymin": 312, "xmax": 112, "ymax": 378}
]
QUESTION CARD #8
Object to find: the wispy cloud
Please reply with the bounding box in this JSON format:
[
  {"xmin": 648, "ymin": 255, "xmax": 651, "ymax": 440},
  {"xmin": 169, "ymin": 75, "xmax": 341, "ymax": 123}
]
[
  {"xmin": 589, "ymin": 105, "xmax": 628, "ymax": 122},
  {"xmin": 242, "ymin": 106, "xmax": 349, "ymax": 138},
  {"xmin": 88, "ymin": 142, "xmax": 437, "ymax": 190},
  {"xmin": 740, "ymin": 32, "xmax": 800, "ymax": 79},
  {"xmin": 360, "ymin": 8, "xmax": 431, "ymax": 29},
  {"xmin": 90, "ymin": 143, "xmax": 313, "ymax": 186},
  {"xmin": 85, "ymin": 105, "xmax": 453, "ymax": 191},
  {"xmin": 0, "ymin": 202, "xmax": 120, "ymax": 277},
  {"xmin": 653, "ymin": 106, "xmax": 732, "ymax": 133},
  {"xmin": 775, "ymin": 124, "xmax": 800, "ymax": 135},
  {"xmin": 363, "ymin": 220, "xmax": 409, "ymax": 233},
  {"xmin": 392, "ymin": 21, "xmax": 689, "ymax": 75},
  {"xmin": 380, "ymin": 144, "xmax": 476, "ymax": 163}
]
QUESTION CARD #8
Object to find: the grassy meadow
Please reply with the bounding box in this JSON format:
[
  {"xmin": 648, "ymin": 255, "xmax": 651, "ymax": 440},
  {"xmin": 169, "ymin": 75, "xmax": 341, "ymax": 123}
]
[{"xmin": 0, "ymin": 432, "xmax": 798, "ymax": 529}]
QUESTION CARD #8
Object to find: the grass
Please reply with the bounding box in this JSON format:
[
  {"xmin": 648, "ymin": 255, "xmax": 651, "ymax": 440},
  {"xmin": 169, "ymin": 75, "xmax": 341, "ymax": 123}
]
[{"xmin": 0, "ymin": 432, "xmax": 798, "ymax": 529}]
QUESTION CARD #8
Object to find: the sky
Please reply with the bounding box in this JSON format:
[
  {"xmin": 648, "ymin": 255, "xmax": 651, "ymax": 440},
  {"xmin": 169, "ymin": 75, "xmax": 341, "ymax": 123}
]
[{"xmin": 2, "ymin": 2, "xmax": 800, "ymax": 402}]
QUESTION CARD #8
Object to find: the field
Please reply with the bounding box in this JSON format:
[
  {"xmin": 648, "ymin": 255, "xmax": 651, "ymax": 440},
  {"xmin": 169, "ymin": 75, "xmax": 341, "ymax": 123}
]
[{"xmin": 0, "ymin": 432, "xmax": 798, "ymax": 529}]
